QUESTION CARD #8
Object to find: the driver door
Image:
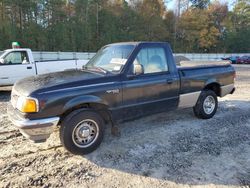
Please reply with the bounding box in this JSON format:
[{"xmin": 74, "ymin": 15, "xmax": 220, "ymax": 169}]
[
  {"xmin": 0, "ymin": 51, "xmax": 36, "ymax": 86},
  {"xmin": 121, "ymin": 44, "xmax": 179, "ymax": 120}
]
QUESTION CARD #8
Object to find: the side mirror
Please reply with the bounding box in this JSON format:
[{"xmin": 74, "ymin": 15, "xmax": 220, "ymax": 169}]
[
  {"xmin": 133, "ymin": 63, "xmax": 144, "ymax": 76},
  {"xmin": 22, "ymin": 60, "xmax": 29, "ymax": 64}
]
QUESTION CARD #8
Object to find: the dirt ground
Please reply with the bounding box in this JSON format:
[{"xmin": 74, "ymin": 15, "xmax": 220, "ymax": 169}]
[{"xmin": 0, "ymin": 65, "xmax": 250, "ymax": 188}]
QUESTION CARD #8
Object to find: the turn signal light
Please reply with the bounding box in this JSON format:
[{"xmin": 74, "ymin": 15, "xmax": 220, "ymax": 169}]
[{"xmin": 16, "ymin": 97, "xmax": 38, "ymax": 113}]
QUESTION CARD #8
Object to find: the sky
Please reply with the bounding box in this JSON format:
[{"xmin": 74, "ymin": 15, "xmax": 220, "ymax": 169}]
[{"xmin": 166, "ymin": 0, "xmax": 237, "ymax": 11}]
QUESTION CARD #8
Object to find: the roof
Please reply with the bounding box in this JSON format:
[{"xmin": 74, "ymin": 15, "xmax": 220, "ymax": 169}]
[{"xmin": 108, "ymin": 41, "xmax": 169, "ymax": 46}]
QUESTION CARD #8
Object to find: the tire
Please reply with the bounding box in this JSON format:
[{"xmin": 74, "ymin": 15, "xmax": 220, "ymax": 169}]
[
  {"xmin": 60, "ymin": 109, "xmax": 105, "ymax": 155},
  {"xmin": 193, "ymin": 90, "xmax": 218, "ymax": 119}
]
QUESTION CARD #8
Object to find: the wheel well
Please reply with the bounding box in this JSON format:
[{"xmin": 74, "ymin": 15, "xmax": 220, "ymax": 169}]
[
  {"xmin": 204, "ymin": 83, "xmax": 220, "ymax": 96},
  {"xmin": 60, "ymin": 103, "xmax": 111, "ymax": 125}
]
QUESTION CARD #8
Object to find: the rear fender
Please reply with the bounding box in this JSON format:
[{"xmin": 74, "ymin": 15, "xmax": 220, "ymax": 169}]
[
  {"xmin": 205, "ymin": 78, "xmax": 218, "ymax": 87},
  {"xmin": 204, "ymin": 80, "xmax": 221, "ymax": 96}
]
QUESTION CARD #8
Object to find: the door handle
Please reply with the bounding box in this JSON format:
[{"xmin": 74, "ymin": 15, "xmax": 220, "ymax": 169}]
[
  {"xmin": 27, "ymin": 66, "xmax": 32, "ymax": 69},
  {"xmin": 166, "ymin": 79, "xmax": 173, "ymax": 84}
]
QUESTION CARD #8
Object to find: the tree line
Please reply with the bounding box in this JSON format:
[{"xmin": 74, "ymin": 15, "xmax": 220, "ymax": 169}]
[{"xmin": 0, "ymin": 0, "xmax": 249, "ymax": 53}]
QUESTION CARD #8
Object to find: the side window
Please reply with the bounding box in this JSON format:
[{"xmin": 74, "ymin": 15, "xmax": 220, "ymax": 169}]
[
  {"xmin": 4, "ymin": 52, "xmax": 29, "ymax": 65},
  {"xmin": 132, "ymin": 47, "xmax": 168, "ymax": 74}
]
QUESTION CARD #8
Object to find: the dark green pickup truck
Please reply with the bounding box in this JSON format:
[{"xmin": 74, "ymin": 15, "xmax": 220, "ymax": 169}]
[{"xmin": 8, "ymin": 42, "xmax": 235, "ymax": 155}]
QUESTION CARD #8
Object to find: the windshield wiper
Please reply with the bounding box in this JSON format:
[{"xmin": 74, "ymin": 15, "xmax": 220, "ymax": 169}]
[
  {"xmin": 93, "ymin": 66, "xmax": 108, "ymax": 74},
  {"xmin": 83, "ymin": 65, "xmax": 109, "ymax": 74}
]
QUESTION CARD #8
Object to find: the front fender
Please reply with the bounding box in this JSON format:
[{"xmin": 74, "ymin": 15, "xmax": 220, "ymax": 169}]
[{"xmin": 63, "ymin": 95, "xmax": 109, "ymax": 113}]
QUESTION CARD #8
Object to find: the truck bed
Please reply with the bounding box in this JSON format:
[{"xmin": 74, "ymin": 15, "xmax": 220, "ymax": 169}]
[
  {"xmin": 178, "ymin": 61, "xmax": 235, "ymax": 95},
  {"xmin": 177, "ymin": 60, "xmax": 231, "ymax": 68},
  {"xmin": 34, "ymin": 59, "xmax": 88, "ymax": 75}
]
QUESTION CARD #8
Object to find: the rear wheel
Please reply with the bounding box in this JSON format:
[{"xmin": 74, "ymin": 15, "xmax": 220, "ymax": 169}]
[
  {"xmin": 193, "ymin": 90, "xmax": 218, "ymax": 119},
  {"xmin": 60, "ymin": 110, "xmax": 105, "ymax": 155}
]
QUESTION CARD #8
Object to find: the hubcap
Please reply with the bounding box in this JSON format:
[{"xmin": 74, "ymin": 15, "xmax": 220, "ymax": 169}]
[
  {"xmin": 203, "ymin": 95, "xmax": 216, "ymax": 115},
  {"xmin": 72, "ymin": 119, "xmax": 99, "ymax": 148}
]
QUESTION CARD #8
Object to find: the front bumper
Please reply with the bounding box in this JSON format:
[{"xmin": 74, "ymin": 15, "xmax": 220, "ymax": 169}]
[{"xmin": 7, "ymin": 104, "xmax": 59, "ymax": 142}]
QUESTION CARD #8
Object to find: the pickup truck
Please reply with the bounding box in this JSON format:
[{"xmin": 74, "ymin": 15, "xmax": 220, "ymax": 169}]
[
  {"xmin": 8, "ymin": 42, "xmax": 235, "ymax": 155},
  {"xmin": 0, "ymin": 48, "xmax": 87, "ymax": 86}
]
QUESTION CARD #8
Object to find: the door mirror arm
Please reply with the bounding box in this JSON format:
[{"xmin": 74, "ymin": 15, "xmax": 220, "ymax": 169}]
[{"xmin": 127, "ymin": 74, "xmax": 137, "ymax": 80}]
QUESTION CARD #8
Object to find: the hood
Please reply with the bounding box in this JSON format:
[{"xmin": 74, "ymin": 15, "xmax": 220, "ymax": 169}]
[{"xmin": 14, "ymin": 70, "xmax": 105, "ymax": 96}]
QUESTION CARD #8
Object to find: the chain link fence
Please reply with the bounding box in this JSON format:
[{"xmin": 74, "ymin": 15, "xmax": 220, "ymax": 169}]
[
  {"xmin": 175, "ymin": 53, "xmax": 250, "ymax": 61},
  {"xmin": 31, "ymin": 51, "xmax": 96, "ymax": 61},
  {"xmin": 1, "ymin": 51, "xmax": 249, "ymax": 61}
]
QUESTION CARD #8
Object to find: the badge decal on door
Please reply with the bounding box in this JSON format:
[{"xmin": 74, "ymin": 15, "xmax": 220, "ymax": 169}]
[{"xmin": 106, "ymin": 89, "xmax": 120, "ymax": 94}]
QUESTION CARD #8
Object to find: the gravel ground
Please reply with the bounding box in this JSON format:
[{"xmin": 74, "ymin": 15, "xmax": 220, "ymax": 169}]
[{"xmin": 0, "ymin": 65, "xmax": 250, "ymax": 188}]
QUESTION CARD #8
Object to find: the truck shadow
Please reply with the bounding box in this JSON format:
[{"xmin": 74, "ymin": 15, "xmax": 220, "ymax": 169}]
[
  {"xmin": 85, "ymin": 100, "xmax": 250, "ymax": 186},
  {"xmin": 0, "ymin": 90, "xmax": 11, "ymax": 102}
]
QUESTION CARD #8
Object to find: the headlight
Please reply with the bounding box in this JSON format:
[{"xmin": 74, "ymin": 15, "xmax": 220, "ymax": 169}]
[{"xmin": 16, "ymin": 96, "xmax": 39, "ymax": 113}]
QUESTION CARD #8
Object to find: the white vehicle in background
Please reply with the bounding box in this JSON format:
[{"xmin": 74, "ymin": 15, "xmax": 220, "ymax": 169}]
[{"xmin": 0, "ymin": 48, "xmax": 88, "ymax": 86}]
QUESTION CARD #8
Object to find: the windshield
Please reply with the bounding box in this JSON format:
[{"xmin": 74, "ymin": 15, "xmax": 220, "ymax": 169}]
[{"xmin": 86, "ymin": 44, "xmax": 135, "ymax": 74}]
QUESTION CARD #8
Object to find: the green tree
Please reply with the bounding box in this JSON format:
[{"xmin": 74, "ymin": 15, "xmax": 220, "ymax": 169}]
[
  {"xmin": 0, "ymin": 0, "xmax": 249, "ymax": 53},
  {"xmin": 224, "ymin": 0, "xmax": 250, "ymax": 52},
  {"xmin": 130, "ymin": 0, "xmax": 168, "ymax": 41}
]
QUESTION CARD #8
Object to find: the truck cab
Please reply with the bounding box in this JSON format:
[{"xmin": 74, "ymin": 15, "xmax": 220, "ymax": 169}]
[{"xmin": 0, "ymin": 49, "xmax": 36, "ymax": 86}]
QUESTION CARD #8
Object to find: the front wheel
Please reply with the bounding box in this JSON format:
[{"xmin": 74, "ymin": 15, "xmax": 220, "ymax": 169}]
[
  {"xmin": 193, "ymin": 90, "xmax": 218, "ymax": 119},
  {"xmin": 60, "ymin": 110, "xmax": 105, "ymax": 155}
]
